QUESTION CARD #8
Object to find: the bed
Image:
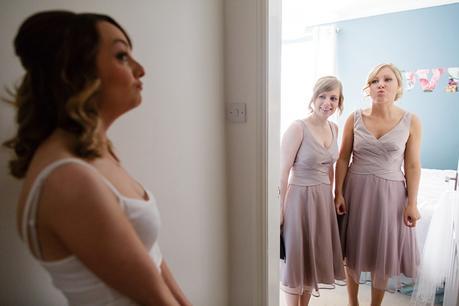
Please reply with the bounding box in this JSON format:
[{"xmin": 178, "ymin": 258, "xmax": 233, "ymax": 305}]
[{"xmin": 410, "ymin": 167, "xmax": 459, "ymax": 306}]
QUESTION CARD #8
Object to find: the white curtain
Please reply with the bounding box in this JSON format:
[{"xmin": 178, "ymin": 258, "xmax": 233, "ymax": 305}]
[
  {"xmin": 311, "ymin": 25, "xmax": 337, "ymax": 79},
  {"xmin": 281, "ymin": 24, "xmax": 338, "ymax": 136}
]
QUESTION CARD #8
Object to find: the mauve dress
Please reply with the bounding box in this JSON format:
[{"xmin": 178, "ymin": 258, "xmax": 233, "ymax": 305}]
[
  {"xmin": 280, "ymin": 120, "xmax": 345, "ymax": 296},
  {"xmin": 341, "ymin": 109, "xmax": 419, "ymax": 290}
]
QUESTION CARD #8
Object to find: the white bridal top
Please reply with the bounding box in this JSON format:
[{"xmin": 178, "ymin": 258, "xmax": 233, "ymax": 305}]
[{"xmin": 22, "ymin": 158, "xmax": 162, "ymax": 306}]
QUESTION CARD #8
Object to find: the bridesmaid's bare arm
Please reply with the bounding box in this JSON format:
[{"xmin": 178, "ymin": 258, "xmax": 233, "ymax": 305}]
[
  {"xmin": 329, "ymin": 165, "xmax": 334, "ymax": 186},
  {"xmin": 329, "ymin": 122, "xmax": 339, "ymax": 186},
  {"xmin": 280, "ymin": 121, "xmax": 303, "ymax": 224},
  {"xmin": 403, "ymin": 114, "xmax": 422, "ymax": 227},
  {"xmin": 334, "ymin": 114, "xmax": 354, "ymax": 214}
]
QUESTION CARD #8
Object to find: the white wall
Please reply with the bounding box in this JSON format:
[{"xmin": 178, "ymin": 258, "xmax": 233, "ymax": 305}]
[
  {"xmin": 224, "ymin": 0, "xmax": 268, "ymax": 305},
  {"xmin": 0, "ymin": 1, "xmax": 227, "ymax": 305}
]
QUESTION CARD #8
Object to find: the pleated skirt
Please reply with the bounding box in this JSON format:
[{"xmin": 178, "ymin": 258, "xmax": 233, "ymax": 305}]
[
  {"xmin": 280, "ymin": 183, "xmax": 345, "ymax": 296},
  {"xmin": 341, "ymin": 173, "xmax": 419, "ymax": 290}
]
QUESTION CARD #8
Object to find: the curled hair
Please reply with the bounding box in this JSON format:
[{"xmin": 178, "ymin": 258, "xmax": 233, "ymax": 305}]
[
  {"xmin": 3, "ymin": 11, "xmax": 131, "ymax": 178},
  {"xmin": 308, "ymin": 76, "xmax": 344, "ymax": 115},
  {"xmin": 363, "ymin": 63, "xmax": 403, "ymax": 101}
]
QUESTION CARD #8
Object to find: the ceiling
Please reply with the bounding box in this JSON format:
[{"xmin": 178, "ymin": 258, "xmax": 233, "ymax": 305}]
[{"xmin": 282, "ymin": 0, "xmax": 459, "ymax": 36}]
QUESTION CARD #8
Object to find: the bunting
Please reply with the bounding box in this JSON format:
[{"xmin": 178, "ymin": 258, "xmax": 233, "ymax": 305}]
[
  {"xmin": 403, "ymin": 67, "xmax": 458, "ymax": 93},
  {"xmin": 446, "ymin": 67, "xmax": 458, "ymax": 93}
]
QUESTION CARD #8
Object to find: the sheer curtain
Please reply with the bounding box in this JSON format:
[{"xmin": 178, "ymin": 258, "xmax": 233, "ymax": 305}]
[{"xmin": 280, "ymin": 24, "xmax": 338, "ymax": 136}]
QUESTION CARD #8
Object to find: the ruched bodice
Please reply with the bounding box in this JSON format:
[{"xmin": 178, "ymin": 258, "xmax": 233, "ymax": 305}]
[
  {"xmin": 289, "ymin": 120, "xmax": 338, "ymax": 186},
  {"xmin": 349, "ymin": 109, "xmax": 411, "ymax": 181}
]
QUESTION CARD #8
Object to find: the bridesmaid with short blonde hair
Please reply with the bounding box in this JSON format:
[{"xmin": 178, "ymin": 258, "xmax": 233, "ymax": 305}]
[{"xmin": 335, "ymin": 63, "xmax": 422, "ymax": 306}]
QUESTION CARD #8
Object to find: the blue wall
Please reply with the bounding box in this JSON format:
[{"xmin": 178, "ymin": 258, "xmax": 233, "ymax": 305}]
[{"xmin": 335, "ymin": 3, "xmax": 459, "ymax": 170}]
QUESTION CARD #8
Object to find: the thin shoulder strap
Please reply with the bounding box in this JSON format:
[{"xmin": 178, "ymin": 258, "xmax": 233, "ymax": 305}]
[
  {"xmin": 22, "ymin": 158, "xmax": 123, "ymax": 259},
  {"xmin": 295, "ymin": 119, "xmax": 307, "ymax": 142},
  {"xmin": 403, "ymin": 111, "xmax": 412, "ymax": 126},
  {"xmin": 353, "ymin": 109, "xmax": 363, "ymax": 130},
  {"xmin": 328, "ymin": 121, "xmax": 336, "ymax": 140},
  {"xmin": 296, "ymin": 119, "xmax": 307, "ymax": 128}
]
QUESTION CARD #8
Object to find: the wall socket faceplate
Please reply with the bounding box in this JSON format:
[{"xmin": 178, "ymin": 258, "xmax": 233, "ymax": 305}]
[{"xmin": 226, "ymin": 103, "xmax": 246, "ymax": 123}]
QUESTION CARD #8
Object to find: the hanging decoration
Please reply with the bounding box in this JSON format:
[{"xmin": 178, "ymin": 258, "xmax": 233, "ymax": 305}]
[
  {"xmin": 404, "ymin": 71, "xmax": 416, "ymax": 91},
  {"xmin": 402, "ymin": 67, "xmax": 458, "ymax": 93},
  {"xmin": 445, "ymin": 67, "xmax": 459, "ymax": 93},
  {"xmin": 416, "ymin": 68, "xmax": 444, "ymax": 92}
]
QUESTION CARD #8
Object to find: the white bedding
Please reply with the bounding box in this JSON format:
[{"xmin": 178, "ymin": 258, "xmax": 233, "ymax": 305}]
[
  {"xmin": 410, "ymin": 168, "xmax": 459, "ymax": 306},
  {"xmin": 416, "ymin": 168, "xmax": 457, "ymax": 252}
]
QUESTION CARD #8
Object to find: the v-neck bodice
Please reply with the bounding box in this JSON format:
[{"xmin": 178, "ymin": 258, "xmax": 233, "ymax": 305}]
[
  {"xmin": 360, "ymin": 110, "xmax": 408, "ymax": 141},
  {"xmin": 304, "ymin": 119, "xmax": 336, "ymax": 150},
  {"xmin": 349, "ymin": 109, "xmax": 412, "ymax": 181},
  {"xmin": 289, "ymin": 119, "xmax": 338, "ymax": 186}
]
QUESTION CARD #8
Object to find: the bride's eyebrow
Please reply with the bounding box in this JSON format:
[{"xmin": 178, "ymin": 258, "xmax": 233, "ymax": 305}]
[{"xmin": 112, "ymin": 38, "xmax": 130, "ymax": 49}]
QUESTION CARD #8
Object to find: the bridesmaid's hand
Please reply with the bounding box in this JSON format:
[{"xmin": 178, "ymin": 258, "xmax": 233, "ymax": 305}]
[
  {"xmin": 334, "ymin": 195, "xmax": 347, "ymax": 215},
  {"xmin": 404, "ymin": 205, "xmax": 421, "ymax": 227}
]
